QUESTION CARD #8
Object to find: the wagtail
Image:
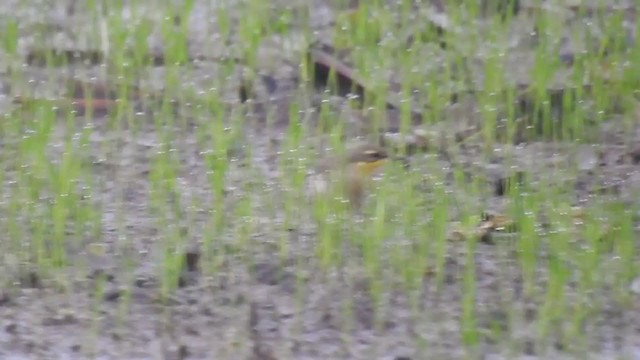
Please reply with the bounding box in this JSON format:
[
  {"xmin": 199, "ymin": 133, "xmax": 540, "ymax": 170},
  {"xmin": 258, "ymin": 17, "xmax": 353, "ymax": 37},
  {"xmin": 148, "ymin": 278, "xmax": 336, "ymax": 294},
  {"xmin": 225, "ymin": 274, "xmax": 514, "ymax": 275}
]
[{"xmin": 307, "ymin": 142, "xmax": 390, "ymax": 209}]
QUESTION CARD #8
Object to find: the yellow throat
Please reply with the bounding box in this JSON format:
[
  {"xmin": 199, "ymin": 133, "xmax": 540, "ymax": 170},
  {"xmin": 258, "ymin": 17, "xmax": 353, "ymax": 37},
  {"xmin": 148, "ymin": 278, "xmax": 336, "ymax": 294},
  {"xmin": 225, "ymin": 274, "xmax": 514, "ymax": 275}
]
[{"xmin": 353, "ymin": 159, "xmax": 387, "ymax": 178}]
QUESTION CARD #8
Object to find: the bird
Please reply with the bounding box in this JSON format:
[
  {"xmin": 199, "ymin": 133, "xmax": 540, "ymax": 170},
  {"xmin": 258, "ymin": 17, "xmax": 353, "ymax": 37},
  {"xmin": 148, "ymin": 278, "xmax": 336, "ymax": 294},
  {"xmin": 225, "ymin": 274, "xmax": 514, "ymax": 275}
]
[
  {"xmin": 307, "ymin": 142, "xmax": 390, "ymax": 210},
  {"xmin": 304, "ymin": 142, "xmax": 396, "ymax": 268}
]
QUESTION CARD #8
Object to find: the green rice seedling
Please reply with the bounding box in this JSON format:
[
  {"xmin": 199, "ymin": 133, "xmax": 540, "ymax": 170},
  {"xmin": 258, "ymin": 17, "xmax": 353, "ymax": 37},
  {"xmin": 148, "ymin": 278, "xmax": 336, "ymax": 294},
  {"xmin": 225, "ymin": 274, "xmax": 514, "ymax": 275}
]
[
  {"xmin": 384, "ymin": 166, "xmax": 426, "ymax": 292},
  {"xmin": 160, "ymin": 10, "xmax": 191, "ymax": 67},
  {"xmin": 511, "ymin": 177, "xmax": 542, "ymax": 298},
  {"xmin": 237, "ymin": 0, "xmax": 267, "ymax": 69},
  {"xmin": 215, "ymin": 4, "xmax": 233, "ymax": 45},
  {"xmin": 2, "ymin": 19, "xmax": 19, "ymax": 64},
  {"xmin": 431, "ymin": 171, "xmax": 451, "ymax": 290},
  {"xmin": 280, "ymin": 99, "xmax": 309, "ymax": 229},
  {"xmin": 20, "ymin": 104, "xmax": 58, "ymax": 269},
  {"xmin": 477, "ymin": 41, "xmax": 505, "ymax": 151},
  {"xmin": 461, "ymin": 234, "xmax": 479, "ymax": 348},
  {"xmin": 200, "ymin": 103, "xmax": 233, "ymax": 276},
  {"xmin": 147, "ymin": 142, "xmax": 184, "ymax": 299},
  {"xmin": 530, "ymin": 12, "xmax": 565, "ymax": 140},
  {"xmin": 87, "ymin": 270, "xmax": 108, "ymax": 356},
  {"xmin": 534, "ymin": 200, "xmax": 576, "ymax": 353},
  {"xmin": 606, "ymin": 200, "xmax": 637, "ymax": 304},
  {"xmin": 130, "ymin": 18, "xmax": 154, "ymax": 68},
  {"xmin": 313, "ymin": 185, "xmax": 349, "ymax": 269}
]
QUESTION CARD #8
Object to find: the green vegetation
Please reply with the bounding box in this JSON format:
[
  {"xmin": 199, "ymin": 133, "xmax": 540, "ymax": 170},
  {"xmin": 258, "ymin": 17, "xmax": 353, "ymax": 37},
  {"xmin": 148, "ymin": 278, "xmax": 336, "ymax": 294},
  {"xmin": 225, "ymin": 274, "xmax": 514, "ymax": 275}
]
[{"xmin": 0, "ymin": 0, "xmax": 638, "ymax": 358}]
